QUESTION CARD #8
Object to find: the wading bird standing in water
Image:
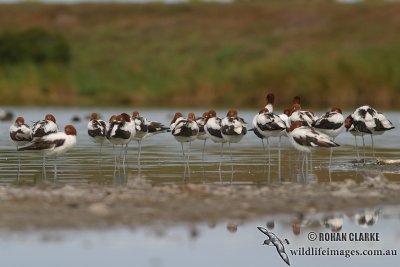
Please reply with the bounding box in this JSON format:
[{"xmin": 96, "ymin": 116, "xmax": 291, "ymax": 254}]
[
  {"xmin": 313, "ymin": 107, "xmax": 344, "ymax": 165},
  {"xmin": 345, "ymin": 114, "xmax": 364, "ymax": 160},
  {"xmin": 107, "ymin": 113, "xmax": 134, "ymax": 179},
  {"xmin": 9, "ymin": 116, "xmax": 33, "ymax": 182},
  {"xmin": 221, "ymin": 109, "xmax": 247, "ymax": 176},
  {"xmin": 88, "ymin": 113, "xmax": 107, "ymax": 175},
  {"xmin": 287, "ymin": 121, "xmax": 339, "ymax": 178},
  {"xmin": 289, "ymin": 103, "xmax": 318, "ymax": 127},
  {"xmin": 88, "ymin": 113, "xmax": 107, "ymax": 145},
  {"xmin": 132, "ymin": 111, "xmax": 169, "ymax": 171},
  {"xmin": 204, "ymin": 110, "xmax": 227, "ymax": 176},
  {"xmin": 252, "ymin": 107, "xmax": 288, "ymax": 181},
  {"xmin": 348, "ymin": 106, "xmax": 394, "ymax": 158},
  {"xmin": 171, "ymin": 112, "xmax": 199, "ymax": 179},
  {"xmin": 18, "ymin": 125, "xmax": 77, "ymax": 181},
  {"xmin": 253, "ymin": 108, "xmax": 287, "ymax": 160},
  {"xmin": 29, "ymin": 113, "xmax": 60, "ymax": 180},
  {"xmin": 31, "ymin": 114, "xmax": 59, "ymax": 138},
  {"xmin": 196, "ymin": 111, "xmax": 209, "ymax": 165}
]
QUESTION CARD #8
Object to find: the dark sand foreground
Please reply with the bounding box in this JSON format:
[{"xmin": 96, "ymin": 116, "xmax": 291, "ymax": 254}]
[{"xmin": 0, "ymin": 177, "xmax": 399, "ymax": 230}]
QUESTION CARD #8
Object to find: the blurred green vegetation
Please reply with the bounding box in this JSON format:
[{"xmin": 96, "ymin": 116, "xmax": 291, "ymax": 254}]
[
  {"xmin": 0, "ymin": 28, "xmax": 70, "ymax": 64},
  {"xmin": 0, "ymin": 1, "xmax": 400, "ymax": 108}
]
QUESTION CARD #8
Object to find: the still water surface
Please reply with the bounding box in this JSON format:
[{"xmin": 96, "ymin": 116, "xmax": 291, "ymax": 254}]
[{"xmin": 0, "ymin": 207, "xmax": 398, "ymax": 267}]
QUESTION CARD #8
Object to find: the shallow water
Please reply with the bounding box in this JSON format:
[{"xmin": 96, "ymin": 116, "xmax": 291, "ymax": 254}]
[
  {"xmin": 0, "ymin": 206, "xmax": 398, "ymax": 267},
  {"xmin": 1, "ymin": 108, "xmax": 400, "ymax": 185},
  {"xmin": 1, "ymin": 108, "xmax": 400, "ymax": 267}
]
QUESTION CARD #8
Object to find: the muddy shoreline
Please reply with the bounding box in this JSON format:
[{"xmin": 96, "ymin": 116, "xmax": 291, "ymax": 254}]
[{"xmin": 0, "ymin": 178, "xmax": 399, "ymax": 231}]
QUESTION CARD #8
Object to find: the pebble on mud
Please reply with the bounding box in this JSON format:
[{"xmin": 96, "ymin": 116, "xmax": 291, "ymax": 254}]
[{"xmin": 88, "ymin": 203, "xmax": 110, "ymax": 217}]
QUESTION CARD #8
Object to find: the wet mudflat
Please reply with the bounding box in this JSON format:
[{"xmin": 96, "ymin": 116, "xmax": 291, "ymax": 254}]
[{"xmin": 0, "ymin": 180, "xmax": 399, "ymax": 230}]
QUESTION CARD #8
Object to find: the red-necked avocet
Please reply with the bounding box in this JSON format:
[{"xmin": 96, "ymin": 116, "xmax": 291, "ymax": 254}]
[
  {"xmin": 19, "ymin": 125, "xmax": 77, "ymax": 180},
  {"xmin": 10, "ymin": 116, "xmax": 33, "ymax": 182}
]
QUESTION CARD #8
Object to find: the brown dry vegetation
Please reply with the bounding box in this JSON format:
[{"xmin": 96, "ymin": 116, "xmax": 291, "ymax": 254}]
[{"xmin": 0, "ymin": 1, "xmax": 400, "ymax": 108}]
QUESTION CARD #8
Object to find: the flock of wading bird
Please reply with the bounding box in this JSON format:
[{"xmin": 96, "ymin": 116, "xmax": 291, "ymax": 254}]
[{"xmin": 8, "ymin": 94, "xmax": 395, "ymax": 180}]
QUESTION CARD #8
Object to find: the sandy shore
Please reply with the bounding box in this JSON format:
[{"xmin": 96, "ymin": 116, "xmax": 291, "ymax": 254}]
[{"xmin": 1, "ymin": 178, "xmax": 400, "ymax": 230}]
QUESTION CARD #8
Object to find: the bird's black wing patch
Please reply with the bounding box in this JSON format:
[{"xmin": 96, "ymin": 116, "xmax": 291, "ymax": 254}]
[
  {"xmin": 88, "ymin": 128, "xmax": 104, "ymax": 138},
  {"xmin": 184, "ymin": 122, "xmax": 199, "ymax": 137},
  {"xmin": 358, "ymin": 109, "xmax": 367, "ymax": 119},
  {"xmin": 354, "ymin": 121, "xmax": 372, "ymax": 134},
  {"xmin": 253, "ymin": 128, "xmax": 264, "ymax": 139},
  {"xmin": 10, "ymin": 129, "xmax": 31, "ymax": 142},
  {"xmin": 314, "ymin": 119, "xmax": 342, "ymax": 130},
  {"xmin": 107, "ymin": 121, "xmax": 131, "ymax": 139},
  {"xmin": 257, "ymin": 121, "xmax": 285, "ymax": 131},
  {"xmin": 92, "ymin": 120, "xmax": 107, "ymax": 136},
  {"xmin": 198, "ymin": 124, "xmax": 205, "ymax": 134},
  {"xmin": 207, "ymin": 126, "xmax": 223, "ymax": 138},
  {"xmin": 32, "ymin": 127, "xmax": 47, "ymax": 138},
  {"xmin": 19, "ymin": 139, "xmax": 65, "ymax": 151},
  {"xmin": 137, "ymin": 118, "xmax": 148, "ymax": 133},
  {"xmin": 374, "ymin": 118, "xmax": 395, "ymax": 131},
  {"xmin": 147, "ymin": 122, "xmax": 164, "ymax": 133},
  {"xmin": 221, "ymin": 125, "xmax": 239, "ymax": 136},
  {"xmin": 293, "ymin": 136, "xmax": 310, "ymax": 146},
  {"xmin": 115, "ymin": 128, "xmax": 131, "ymax": 140},
  {"xmin": 293, "ymin": 135, "xmax": 337, "ymax": 148},
  {"xmin": 367, "ymin": 107, "xmax": 376, "ymax": 117}
]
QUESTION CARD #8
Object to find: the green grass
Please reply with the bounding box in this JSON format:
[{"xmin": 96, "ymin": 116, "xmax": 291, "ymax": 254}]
[{"xmin": 1, "ymin": 1, "xmax": 400, "ymax": 109}]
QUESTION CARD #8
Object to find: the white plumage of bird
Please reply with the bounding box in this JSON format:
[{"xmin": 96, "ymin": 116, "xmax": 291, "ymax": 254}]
[
  {"xmin": 88, "ymin": 112, "xmax": 107, "ymax": 144},
  {"xmin": 204, "ymin": 110, "xmax": 225, "ymax": 144},
  {"xmin": 31, "ymin": 114, "xmax": 59, "ymax": 139},
  {"xmin": 171, "ymin": 112, "xmax": 199, "ymax": 143},
  {"xmin": 221, "ymin": 109, "xmax": 247, "ymax": 144},
  {"xmin": 19, "ymin": 125, "xmax": 77, "ymax": 157},
  {"xmin": 287, "ymin": 121, "xmax": 339, "ymax": 154},
  {"xmin": 10, "ymin": 116, "xmax": 32, "ymax": 147},
  {"xmin": 107, "ymin": 113, "xmax": 135, "ymax": 177},
  {"xmin": 132, "ymin": 111, "xmax": 168, "ymax": 141},
  {"xmin": 18, "ymin": 125, "xmax": 77, "ymax": 180},
  {"xmin": 252, "ymin": 107, "xmax": 287, "ymax": 164},
  {"xmin": 204, "ymin": 110, "xmax": 227, "ymax": 173},
  {"xmin": 313, "ymin": 107, "xmax": 344, "ymax": 164},
  {"xmin": 195, "ymin": 111, "xmax": 209, "ymax": 164},
  {"xmin": 289, "ymin": 104, "xmax": 318, "ymax": 127},
  {"xmin": 287, "ymin": 121, "xmax": 339, "ymax": 176},
  {"xmin": 9, "ymin": 116, "xmax": 33, "ymax": 182},
  {"xmin": 313, "ymin": 108, "xmax": 344, "ymax": 139},
  {"xmin": 107, "ymin": 113, "xmax": 134, "ymax": 146},
  {"xmin": 171, "ymin": 112, "xmax": 199, "ymax": 178},
  {"xmin": 253, "ymin": 107, "xmax": 287, "ymax": 141},
  {"xmin": 87, "ymin": 112, "xmax": 107, "ymax": 174},
  {"xmin": 132, "ymin": 111, "xmax": 168, "ymax": 169},
  {"xmin": 351, "ymin": 105, "xmax": 394, "ymax": 134},
  {"xmin": 221, "ymin": 109, "xmax": 247, "ymax": 175},
  {"xmin": 349, "ymin": 105, "xmax": 394, "ymax": 157}
]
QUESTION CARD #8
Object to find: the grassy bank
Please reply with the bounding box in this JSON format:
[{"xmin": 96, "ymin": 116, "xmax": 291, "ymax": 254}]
[{"xmin": 1, "ymin": 1, "xmax": 400, "ymax": 109}]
